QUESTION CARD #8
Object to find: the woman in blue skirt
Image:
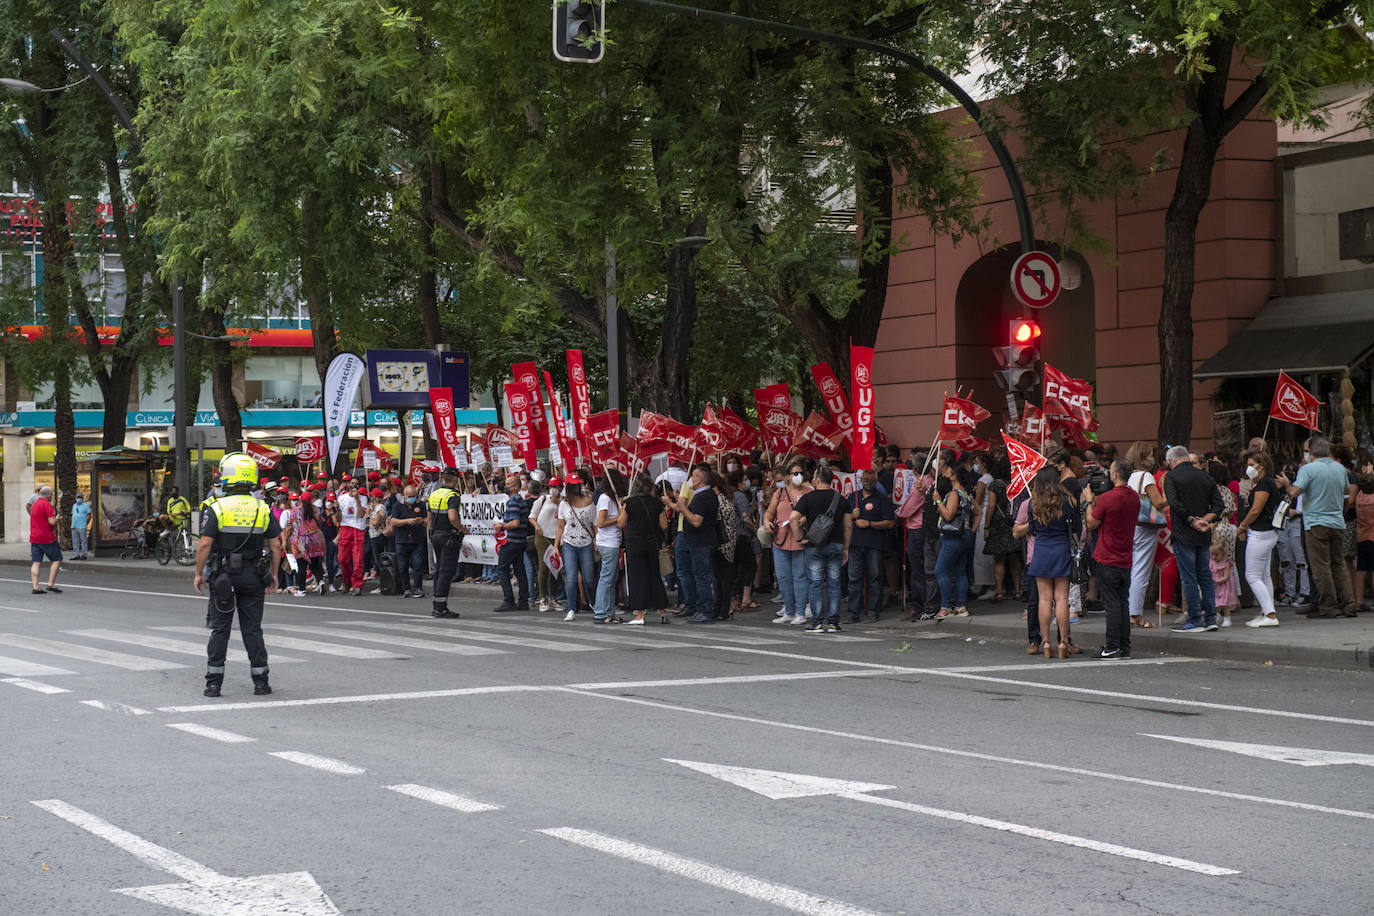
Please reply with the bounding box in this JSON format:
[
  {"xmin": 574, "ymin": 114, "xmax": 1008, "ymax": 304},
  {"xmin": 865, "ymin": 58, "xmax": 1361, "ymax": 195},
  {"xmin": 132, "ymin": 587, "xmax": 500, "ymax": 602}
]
[{"xmin": 1018, "ymin": 467, "xmax": 1081, "ymax": 658}]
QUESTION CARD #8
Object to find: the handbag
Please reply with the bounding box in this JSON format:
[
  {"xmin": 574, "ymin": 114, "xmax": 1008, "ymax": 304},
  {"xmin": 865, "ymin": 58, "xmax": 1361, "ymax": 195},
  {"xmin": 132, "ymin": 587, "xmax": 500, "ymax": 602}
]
[
  {"xmin": 1271, "ymin": 494, "xmax": 1291, "ymax": 531},
  {"xmin": 1070, "ymin": 531, "xmax": 1092, "ymax": 585},
  {"xmin": 1132, "ymin": 473, "xmax": 1166, "ymax": 526},
  {"xmin": 938, "ymin": 491, "xmax": 969, "ymax": 535},
  {"xmin": 658, "ymin": 546, "xmax": 674, "ymax": 576},
  {"xmin": 803, "ymin": 491, "xmax": 843, "ymax": 546}
]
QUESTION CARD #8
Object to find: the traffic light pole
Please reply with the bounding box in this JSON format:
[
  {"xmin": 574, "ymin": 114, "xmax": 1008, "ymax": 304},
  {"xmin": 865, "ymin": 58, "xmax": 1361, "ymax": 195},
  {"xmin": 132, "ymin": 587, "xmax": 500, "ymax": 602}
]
[{"xmin": 616, "ymin": 0, "xmax": 1036, "ymax": 255}]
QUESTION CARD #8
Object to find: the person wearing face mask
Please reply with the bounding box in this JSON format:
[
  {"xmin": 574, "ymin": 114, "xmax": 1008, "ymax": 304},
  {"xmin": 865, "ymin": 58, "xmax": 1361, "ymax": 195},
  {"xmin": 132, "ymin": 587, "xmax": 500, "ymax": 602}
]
[
  {"xmin": 847, "ymin": 468, "xmax": 894, "ymax": 623},
  {"xmin": 763, "ymin": 461, "xmax": 814, "ymax": 624},
  {"xmin": 70, "ymin": 492, "xmax": 92, "ymax": 560},
  {"xmin": 386, "ymin": 485, "xmax": 428, "ymax": 599}
]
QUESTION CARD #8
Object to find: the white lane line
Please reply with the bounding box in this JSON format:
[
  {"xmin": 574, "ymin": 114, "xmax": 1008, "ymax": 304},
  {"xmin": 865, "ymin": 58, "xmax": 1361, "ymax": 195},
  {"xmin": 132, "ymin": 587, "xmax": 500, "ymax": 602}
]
[
  {"xmin": 852, "ymin": 792, "xmax": 1236, "ymax": 876},
  {"xmin": 568, "ymin": 670, "xmax": 887, "ymax": 690},
  {"xmin": 384, "ymin": 784, "xmax": 502, "ymax": 813},
  {"xmin": 66, "ymin": 628, "xmax": 303, "ymax": 664},
  {"xmin": 80, "ymin": 699, "xmax": 152, "ymax": 716},
  {"xmin": 32, "ymin": 799, "xmax": 224, "ymax": 885},
  {"xmin": 471, "ymin": 619, "xmax": 696, "ymax": 648},
  {"xmin": 705, "ymin": 645, "xmax": 1374, "ymax": 729},
  {"xmin": 0, "ymin": 603, "xmax": 40, "ymax": 613},
  {"xmin": 1, "ymin": 677, "xmax": 70, "ymax": 694},
  {"xmin": 157, "ymin": 684, "xmax": 555, "ymax": 714},
  {"xmin": 166, "ymin": 723, "xmax": 256, "ymax": 744},
  {"xmin": 268, "ymin": 751, "xmax": 365, "ymax": 775},
  {"xmin": 0, "ymin": 634, "xmax": 186, "ymax": 671},
  {"xmin": 273, "ymin": 624, "xmax": 506, "ymax": 657},
  {"xmin": 941, "ymin": 658, "xmax": 1201, "ymax": 673},
  {"xmin": 538, "ymin": 827, "xmax": 882, "ymax": 916},
  {"xmin": 0, "ymin": 654, "xmax": 76, "ymax": 677},
  {"xmin": 153, "ymin": 626, "xmax": 411, "ymax": 660},
  {"xmin": 567, "ymin": 689, "xmax": 1374, "ymax": 822},
  {"xmin": 334, "ymin": 620, "xmax": 602, "ymax": 652}
]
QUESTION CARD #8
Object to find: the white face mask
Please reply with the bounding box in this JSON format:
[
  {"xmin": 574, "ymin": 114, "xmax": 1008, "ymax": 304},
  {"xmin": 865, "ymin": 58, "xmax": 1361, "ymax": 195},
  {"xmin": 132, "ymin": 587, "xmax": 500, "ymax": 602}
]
[
  {"xmin": 1245, "ymin": 465, "xmax": 1259, "ymax": 480},
  {"xmin": 972, "ymin": 463, "xmax": 981, "ymax": 474},
  {"xmin": 1302, "ymin": 451, "xmax": 1311, "ymax": 463},
  {"xmin": 726, "ymin": 463, "xmax": 739, "ymax": 472},
  {"xmin": 791, "ymin": 473, "xmax": 804, "ymax": 486}
]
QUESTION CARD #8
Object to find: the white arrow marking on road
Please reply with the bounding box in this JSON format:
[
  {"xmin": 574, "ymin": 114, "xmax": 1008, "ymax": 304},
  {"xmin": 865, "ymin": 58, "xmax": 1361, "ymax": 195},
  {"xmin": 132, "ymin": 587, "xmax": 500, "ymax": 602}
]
[
  {"xmin": 1145, "ymin": 734, "xmax": 1374, "ymax": 767},
  {"xmin": 666, "ymin": 759, "xmax": 1239, "ymax": 877},
  {"xmin": 31, "ymin": 799, "xmax": 341, "ymax": 915}
]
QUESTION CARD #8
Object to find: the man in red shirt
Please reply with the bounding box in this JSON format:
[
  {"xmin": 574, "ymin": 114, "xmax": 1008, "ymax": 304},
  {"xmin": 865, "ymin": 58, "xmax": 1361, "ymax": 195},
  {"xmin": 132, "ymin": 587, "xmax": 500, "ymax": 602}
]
[
  {"xmin": 28, "ymin": 485, "xmax": 63, "ymax": 595},
  {"xmin": 1084, "ymin": 460, "xmax": 1138, "ymax": 658}
]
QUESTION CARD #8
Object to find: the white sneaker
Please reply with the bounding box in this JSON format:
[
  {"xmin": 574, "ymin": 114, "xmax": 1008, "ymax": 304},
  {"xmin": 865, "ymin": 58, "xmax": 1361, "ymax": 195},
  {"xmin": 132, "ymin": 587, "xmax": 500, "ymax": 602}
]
[
  {"xmin": 537, "ymin": 599, "xmax": 549, "ymax": 613},
  {"xmin": 771, "ymin": 593, "xmax": 786, "ymax": 603},
  {"xmin": 788, "ymin": 614, "xmax": 807, "ymax": 625},
  {"xmin": 1219, "ymin": 617, "xmax": 1232, "ymax": 628},
  {"xmin": 563, "ymin": 609, "xmax": 576, "ymax": 622},
  {"xmin": 771, "ymin": 614, "xmax": 792, "ymax": 624},
  {"xmin": 1245, "ymin": 615, "xmax": 1279, "ymax": 627},
  {"xmin": 624, "ymin": 618, "xmax": 645, "ymax": 626}
]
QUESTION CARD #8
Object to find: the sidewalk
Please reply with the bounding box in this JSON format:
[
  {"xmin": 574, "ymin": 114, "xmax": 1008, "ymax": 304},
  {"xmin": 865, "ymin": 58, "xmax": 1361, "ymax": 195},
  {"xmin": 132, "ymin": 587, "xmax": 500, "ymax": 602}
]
[
  {"xmin": 0, "ymin": 541, "xmax": 192, "ymax": 577},
  {"xmin": 856, "ymin": 596, "xmax": 1374, "ymax": 673}
]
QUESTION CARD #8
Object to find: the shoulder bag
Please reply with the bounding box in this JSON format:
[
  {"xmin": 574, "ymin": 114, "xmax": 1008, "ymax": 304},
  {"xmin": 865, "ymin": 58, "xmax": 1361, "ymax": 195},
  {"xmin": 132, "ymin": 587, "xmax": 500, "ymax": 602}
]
[{"xmin": 804, "ymin": 490, "xmax": 843, "ymax": 546}]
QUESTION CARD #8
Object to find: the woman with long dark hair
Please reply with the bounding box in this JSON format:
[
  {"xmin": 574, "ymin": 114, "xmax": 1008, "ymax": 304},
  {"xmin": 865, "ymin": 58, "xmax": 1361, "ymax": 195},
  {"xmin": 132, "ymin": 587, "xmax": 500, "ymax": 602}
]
[
  {"xmin": 934, "ymin": 453, "xmax": 976, "ymax": 619},
  {"xmin": 1017, "ymin": 467, "xmax": 1080, "ymax": 658},
  {"xmin": 284, "ymin": 497, "xmax": 328, "ymax": 596},
  {"xmin": 619, "ymin": 473, "xmax": 671, "ymax": 624},
  {"xmin": 555, "ymin": 473, "xmax": 597, "ymax": 621}
]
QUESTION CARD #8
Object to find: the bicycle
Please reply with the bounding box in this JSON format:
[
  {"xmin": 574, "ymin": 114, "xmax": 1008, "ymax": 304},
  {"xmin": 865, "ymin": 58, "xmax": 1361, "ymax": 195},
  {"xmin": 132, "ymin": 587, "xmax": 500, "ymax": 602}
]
[
  {"xmin": 156, "ymin": 524, "xmax": 196, "ymax": 566},
  {"xmin": 120, "ymin": 522, "xmax": 148, "ymax": 560}
]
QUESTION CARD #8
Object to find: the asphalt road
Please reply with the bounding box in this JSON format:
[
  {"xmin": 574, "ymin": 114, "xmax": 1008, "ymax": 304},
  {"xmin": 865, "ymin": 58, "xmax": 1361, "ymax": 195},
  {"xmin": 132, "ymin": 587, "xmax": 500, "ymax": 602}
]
[{"xmin": 2, "ymin": 563, "xmax": 1372, "ymax": 915}]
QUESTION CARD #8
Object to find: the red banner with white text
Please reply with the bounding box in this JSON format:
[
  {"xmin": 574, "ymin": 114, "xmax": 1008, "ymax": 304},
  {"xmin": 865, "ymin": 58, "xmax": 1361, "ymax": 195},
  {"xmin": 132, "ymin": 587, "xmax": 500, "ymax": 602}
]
[
  {"xmin": 849, "ymin": 345, "xmax": 875, "ymax": 471},
  {"xmin": 810, "ymin": 363, "xmax": 853, "ymax": 443},
  {"xmin": 245, "ymin": 441, "xmax": 282, "ymax": 470},
  {"xmin": 428, "ymin": 388, "xmax": 463, "ymax": 469},
  {"xmin": 511, "ymin": 361, "xmax": 550, "ymax": 449},
  {"xmin": 504, "ymin": 381, "xmax": 538, "ymax": 468},
  {"xmin": 566, "ymin": 349, "xmax": 594, "ymax": 462}
]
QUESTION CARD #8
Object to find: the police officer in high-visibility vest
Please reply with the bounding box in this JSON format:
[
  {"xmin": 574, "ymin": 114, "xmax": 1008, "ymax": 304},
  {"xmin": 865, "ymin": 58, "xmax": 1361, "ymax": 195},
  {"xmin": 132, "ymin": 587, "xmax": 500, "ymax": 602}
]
[
  {"xmin": 427, "ymin": 466, "xmax": 466, "ymax": 619},
  {"xmin": 193, "ymin": 452, "xmax": 282, "ymax": 697}
]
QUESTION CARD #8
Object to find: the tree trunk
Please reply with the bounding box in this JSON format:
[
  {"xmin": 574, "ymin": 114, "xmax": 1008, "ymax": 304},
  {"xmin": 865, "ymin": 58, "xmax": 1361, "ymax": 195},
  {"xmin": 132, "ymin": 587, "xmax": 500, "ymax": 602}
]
[
  {"xmin": 653, "ymin": 219, "xmax": 707, "ymax": 419},
  {"xmin": 205, "ymin": 308, "xmax": 243, "ymax": 446},
  {"xmin": 300, "ymin": 192, "xmax": 341, "ymax": 385},
  {"xmin": 419, "ymin": 162, "xmax": 443, "ymax": 349}
]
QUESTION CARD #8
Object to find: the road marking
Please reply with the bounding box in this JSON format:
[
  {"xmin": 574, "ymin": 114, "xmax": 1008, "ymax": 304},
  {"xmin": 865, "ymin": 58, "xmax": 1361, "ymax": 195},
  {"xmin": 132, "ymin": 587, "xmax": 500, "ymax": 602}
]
[
  {"xmin": 67, "ymin": 628, "xmax": 303, "ymax": 664},
  {"xmin": 666, "ymin": 759, "xmax": 1237, "ymax": 876},
  {"xmin": 166, "ymin": 723, "xmax": 256, "ymax": 744},
  {"xmin": 157, "ymin": 684, "xmax": 556, "ymax": 713},
  {"xmin": 0, "ymin": 654, "xmax": 76, "ymax": 677},
  {"xmin": 472, "ymin": 618, "xmax": 696, "ymax": 648},
  {"xmin": 333, "ymin": 620, "xmax": 601, "ymax": 652},
  {"xmin": 32, "ymin": 798, "xmax": 341, "ymax": 914},
  {"xmin": 1144, "ymin": 734, "xmax": 1374, "ymax": 767},
  {"xmin": 0, "ymin": 603, "xmax": 40, "ymax": 613},
  {"xmin": 568, "ymin": 670, "xmax": 887, "ymax": 690},
  {"xmin": 384, "ymin": 784, "xmax": 502, "ymax": 813},
  {"xmin": 1, "ymin": 676, "xmax": 70, "ymax": 694},
  {"xmin": 0, "ymin": 576, "xmax": 414, "ymax": 618},
  {"xmin": 268, "ymin": 751, "xmax": 366, "ymax": 775},
  {"xmin": 154, "ymin": 626, "xmax": 412, "ymax": 660},
  {"xmin": 273, "ymin": 624, "xmax": 505, "ymax": 656},
  {"xmin": 79, "ymin": 699, "xmax": 152, "ymax": 716},
  {"xmin": 538, "ymin": 827, "xmax": 883, "ymax": 916},
  {"xmin": 705, "ymin": 645, "xmax": 1374, "ymax": 728},
  {"xmin": 940, "ymin": 658, "xmax": 1200, "ymax": 672},
  {"xmin": 567, "ymin": 690, "xmax": 1374, "ymax": 821},
  {"xmin": 0, "ymin": 633, "xmax": 186, "ymax": 671}
]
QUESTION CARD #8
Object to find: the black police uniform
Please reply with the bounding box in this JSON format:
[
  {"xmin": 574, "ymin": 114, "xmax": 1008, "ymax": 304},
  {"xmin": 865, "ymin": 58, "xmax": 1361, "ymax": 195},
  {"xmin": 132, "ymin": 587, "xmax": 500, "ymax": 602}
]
[
  {"xmin": 428, "ymin": 484, "xmax": 463, "ymax": 618},
  {"xmin": 201, "ymin": 490, "xmax": 280, "ymax": 696}
]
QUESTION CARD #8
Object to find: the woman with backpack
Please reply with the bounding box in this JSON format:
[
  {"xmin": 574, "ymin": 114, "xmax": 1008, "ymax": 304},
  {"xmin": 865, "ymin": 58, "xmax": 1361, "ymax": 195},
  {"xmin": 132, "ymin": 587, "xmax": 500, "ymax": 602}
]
[{"xmin": 934, "ymin": 451, "xmax": 976, "ymax": 620}]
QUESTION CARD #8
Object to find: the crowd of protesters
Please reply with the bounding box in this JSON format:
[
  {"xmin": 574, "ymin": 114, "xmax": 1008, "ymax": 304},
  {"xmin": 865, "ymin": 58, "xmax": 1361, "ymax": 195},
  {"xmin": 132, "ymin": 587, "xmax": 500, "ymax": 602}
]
[{"xmin": 202, "ymin": 431, "xmax": 1374, "ymax": 658}]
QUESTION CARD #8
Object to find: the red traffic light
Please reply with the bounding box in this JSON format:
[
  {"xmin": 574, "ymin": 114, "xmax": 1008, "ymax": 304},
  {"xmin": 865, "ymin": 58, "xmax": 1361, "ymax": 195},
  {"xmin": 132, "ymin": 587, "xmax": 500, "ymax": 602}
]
[{"xmin": 1011, "ymin": 319, "xmax": 1041, "ymax": 344}]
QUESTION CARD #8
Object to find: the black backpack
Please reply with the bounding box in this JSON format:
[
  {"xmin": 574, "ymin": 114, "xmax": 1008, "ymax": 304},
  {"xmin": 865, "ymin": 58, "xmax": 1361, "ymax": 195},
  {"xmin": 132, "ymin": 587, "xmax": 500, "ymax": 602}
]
[{"xmin": 804, "ymin": 490, "xmax": 843, "ymax": 547}]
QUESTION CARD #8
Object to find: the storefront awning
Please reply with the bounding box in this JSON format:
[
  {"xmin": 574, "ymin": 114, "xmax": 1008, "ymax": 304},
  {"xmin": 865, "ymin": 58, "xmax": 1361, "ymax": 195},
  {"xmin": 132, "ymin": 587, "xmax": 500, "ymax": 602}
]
[{"xmin": 1195, "ymin": 289, "xmax": 1374, "ymax": 379}]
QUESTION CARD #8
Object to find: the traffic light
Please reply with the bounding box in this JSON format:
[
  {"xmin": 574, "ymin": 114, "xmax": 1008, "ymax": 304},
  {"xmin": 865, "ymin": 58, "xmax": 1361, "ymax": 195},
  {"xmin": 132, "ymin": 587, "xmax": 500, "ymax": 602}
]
[
  {"xmin": 553, "ymin": 0, "xmax": 605, "ymax": 63},
  {"xmin": 994, "ymin": 319, "xmax": 1042, "ymax": 394}
]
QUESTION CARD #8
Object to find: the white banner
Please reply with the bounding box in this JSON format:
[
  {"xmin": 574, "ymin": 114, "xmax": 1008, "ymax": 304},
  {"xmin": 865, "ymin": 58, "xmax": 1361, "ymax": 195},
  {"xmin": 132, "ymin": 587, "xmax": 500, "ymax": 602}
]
[
  {"xmin": 459, "ymin": 493, "xmax": 508, "ymax": 565},
  {"xmin": 323, "ymin": 352, "xmax": 366, "ymax": 473}
]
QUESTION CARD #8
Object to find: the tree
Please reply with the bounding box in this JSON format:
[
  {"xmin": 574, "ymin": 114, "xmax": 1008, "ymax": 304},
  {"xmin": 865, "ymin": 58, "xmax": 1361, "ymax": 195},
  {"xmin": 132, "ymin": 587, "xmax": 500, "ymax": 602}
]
[{"xmin": 968, "ymin": 0, "xmax": 1374, "ymax": 443}]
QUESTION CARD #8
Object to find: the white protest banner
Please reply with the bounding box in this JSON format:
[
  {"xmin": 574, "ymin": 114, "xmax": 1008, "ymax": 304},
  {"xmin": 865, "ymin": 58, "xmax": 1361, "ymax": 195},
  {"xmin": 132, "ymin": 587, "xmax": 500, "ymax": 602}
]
[
  {"xmin": 323, "ymin": 352, "xmax": 366, "ymax": 473},
  {"xmin": 491, "ymin": 444, "xmax": 515, "ymax": 469},
  {"xmin": 891, "ymin": 468, "xmax": 915, "ymax": 506},
  {"xmin": 459, "ymin": 493, "xmax": 509, "ymax": 565}
]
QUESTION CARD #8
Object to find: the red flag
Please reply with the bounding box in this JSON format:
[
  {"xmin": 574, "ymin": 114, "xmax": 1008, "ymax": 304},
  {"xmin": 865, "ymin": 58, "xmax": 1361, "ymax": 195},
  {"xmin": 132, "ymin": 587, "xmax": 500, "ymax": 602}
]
[
  {"xmin": 850, "ymin": 345, "xmax": 876, "ymax": 471},
  {"xmin": 511, "ymin": 361, "xmax": 550, "ymax": 449},
  {"xmin": 566, "ymin": 349, "xmax": 594, "ymax": 461},
  {"xmin": 428, "ymin": 387, "xmax": 463, "ymax": 468},
  {"xmin": 1268, "ymin": 371, "xmax": 1322, "ymax": 430},
  {"xmin": 940, "ymin": 433, "xmax": 990, "ymax": 453},
  {"xmin": 940, "ymin": 395, "xmax": 990, "ymax": 436},
  {"xmin": 1020, "ymin": 404, "xmax": 1045, "ymax": 443},
  {"xmin": 484, "ymin": 424, "xmax": 517, "ymax": 454},
  {"xmin": 755, "ymin": 393, "xmax": 800, "ymax": 456},
  {"xmin": 698, "ymin": 405, "xmax": 728, "ymax": 456},
  {"xmin": 245, "ymin": 441, "xmax": 282, "ymax": 470},
  {"xmin": 715, "ymin": 405, "xmax": 758, "ymax": 453},
  {"xmin": 793, "ymin": 411, "xmax": 845, "ymax": 456},
  {"xmin": 407, "ymin": 458, "xmax": 426, "ymax": 487},
  {"xmin": 293, "ymin": 436, "xmax": 325, "ymax": 465},
  {"xmin": 353, "ymin": 437, "xmax": 393, "ymax": 472},
  {"xmin": 810, "ymin": 363, "xmax": 854, "ymax": 443},
  {"xmin": 1043, "ymin": 364, "xmax": 1099, "ymax": 432},
  {"xmin": 543, "ymin": 371, "xmax": 578, "ymax": 467},
  {"xmin": 639, "ymin": 411, "xmax": 698, "ymax": 459},
  {"xmin": 504, "ymin": 381, "xmax": 537, "ymax": 468},
  {"xmin": 585, "ymin": 409, "xmax": 621, "ymax": 461},
  {"xmin": 876, "ymin": 424, "xmax": 889, "ymax": 447},
  {"xmin": 1002, "ymin": 433, "xmax": 1048, "ymax": 499}
]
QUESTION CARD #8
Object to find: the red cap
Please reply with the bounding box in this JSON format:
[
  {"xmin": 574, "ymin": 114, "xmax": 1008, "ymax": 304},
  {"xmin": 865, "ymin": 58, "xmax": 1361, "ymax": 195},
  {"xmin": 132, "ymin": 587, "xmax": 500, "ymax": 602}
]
[
  {"xmin": 370, "ymin": 488, "xmax": 383, "ymax": 498},
  {"xmin": 278, "ymin": 476, "xmax": 289, "ymax": 483},
  {"xmin": 289, "ymin": 493, "xmax": 301, "ymax": 501},
  {"xmin": 326, "ymin": 491, "xmax": 336, "ymax": 500},
  {"xmin": 564, "ymin": 473, "xmax": 583, "ymax": 485},
  {"xmin": 367, "ymin": 471, "xmax": 381, "ymax": 482},
  {"xmin": 549, "ymin": 476, "xmax": 563, "ymax": 487},
  {"xmin": 317, "ymin": 473, "xmax": 328, "ymax": 480}
]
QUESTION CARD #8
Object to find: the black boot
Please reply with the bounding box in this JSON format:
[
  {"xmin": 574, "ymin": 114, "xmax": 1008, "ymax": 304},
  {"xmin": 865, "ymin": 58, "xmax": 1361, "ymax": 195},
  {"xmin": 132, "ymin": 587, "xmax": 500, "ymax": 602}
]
[
  {"xmin": 252, "ymin": 674, "xmax": 272, "ymax": 696},
  {"xmin": 432, "ymin": 602, "xmax": 460, "ymax": 619},
  {"xmin": 203, "ymin": 675, "xmax": 223, "ymax": 698}
]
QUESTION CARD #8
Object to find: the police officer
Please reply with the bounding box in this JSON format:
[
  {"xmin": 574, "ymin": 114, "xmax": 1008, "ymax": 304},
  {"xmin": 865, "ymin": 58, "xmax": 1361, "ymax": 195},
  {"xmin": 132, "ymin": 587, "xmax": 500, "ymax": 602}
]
[
  {"xmin": 193, "ymin": 452, "xmax": 282, "ymax": 697},
  {"xmin": 427, "ymin": 466, "xmax": 466, "ymax": 619}
]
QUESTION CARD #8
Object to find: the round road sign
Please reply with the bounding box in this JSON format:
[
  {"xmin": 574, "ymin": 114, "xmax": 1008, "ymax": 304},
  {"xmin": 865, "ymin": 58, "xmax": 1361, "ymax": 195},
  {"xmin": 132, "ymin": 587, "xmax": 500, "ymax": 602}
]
[{"xmin": 1010, "ymin": 251, "xmax": 1061, "ymax": 309}]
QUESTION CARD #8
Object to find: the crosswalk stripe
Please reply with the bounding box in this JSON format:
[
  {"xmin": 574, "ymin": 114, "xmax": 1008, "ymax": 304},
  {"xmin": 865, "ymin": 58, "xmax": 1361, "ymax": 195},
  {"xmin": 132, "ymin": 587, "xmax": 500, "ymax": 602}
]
[
  {"xmin": 166, "ymin": 723, "xmax": 256, "ymax": 744},
  {"xmin": 0, "ymin": 654, "xmax": 76, "ymax": 677},
  {"xmin": 385, "ymin": 784, "xmax": 502, "ymax": 813},
  {"xmin": 152, "ymin": 626, "xmax": 412, "ymax": 660},
  {"xmin": 80, "ymin": 699, "xmax": 153, "ymax": 716},
  {"xmin": 333, "ymin": 621, "xmax": 602, "ymax": 652},
  {"xmin": 1, "ymin": 677, "xmax": 70, "ymax": 693},
  {"xmin": 0, "ymin": 634, "xmax": 186, "ymax": 671},
  {"xmin": 464, "ymin": 619, "xmax": 697, "ymax": 649},
  {"xmin": 65, "ymin": 629, "xmax": 303, "ymax": 664},
  {"xmin": 272, "ymin": 625, "xmax": 506, "ymax": 657},
  {"xmin": 268, "ymin": 751, "xmax": 365, "ymax": 775}
]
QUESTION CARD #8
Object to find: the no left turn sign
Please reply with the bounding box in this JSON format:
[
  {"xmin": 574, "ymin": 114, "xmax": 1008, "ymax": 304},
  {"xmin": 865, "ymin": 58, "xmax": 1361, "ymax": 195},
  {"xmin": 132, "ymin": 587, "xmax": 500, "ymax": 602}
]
[{"xmin": 1010, "ymin": 251, "xmax": 1061, "ymax": 309}]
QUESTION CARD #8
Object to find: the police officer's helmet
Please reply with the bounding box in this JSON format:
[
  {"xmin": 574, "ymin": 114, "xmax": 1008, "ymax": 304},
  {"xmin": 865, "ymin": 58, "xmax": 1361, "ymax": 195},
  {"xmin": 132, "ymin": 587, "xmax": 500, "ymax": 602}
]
[{"xmin": 219, "ymin": 452, "xmax": 260, "ymax": 488}]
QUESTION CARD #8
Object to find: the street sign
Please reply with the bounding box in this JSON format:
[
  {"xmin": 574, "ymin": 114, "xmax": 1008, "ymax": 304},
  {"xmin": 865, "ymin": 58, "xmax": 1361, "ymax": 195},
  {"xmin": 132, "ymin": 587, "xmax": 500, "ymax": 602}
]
[{"xmin": 1010, "ymin": 250, "xmax": 1061, "ymax": 309}]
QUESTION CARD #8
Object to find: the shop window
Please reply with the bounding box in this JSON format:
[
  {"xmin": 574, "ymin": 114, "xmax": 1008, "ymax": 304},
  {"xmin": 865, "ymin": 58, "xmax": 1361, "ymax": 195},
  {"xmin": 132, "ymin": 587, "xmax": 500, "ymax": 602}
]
[{"xmin": 242, "ymin": 355, "xmax": 319, "ymax": 409}]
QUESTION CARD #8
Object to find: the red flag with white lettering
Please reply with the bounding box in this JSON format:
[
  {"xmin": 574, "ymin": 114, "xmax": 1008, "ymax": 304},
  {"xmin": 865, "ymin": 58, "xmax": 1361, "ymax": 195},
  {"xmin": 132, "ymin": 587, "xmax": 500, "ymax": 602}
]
[
  {"xmin": 543, "ymin": 371, "xmax": 578, "ymax": 467},
  {"xmin": 639, "ymin": 411, "xmax": 698, "ymax": 461},
  {"xmin": 849, "ymin": 345, "xmax": 876, "ymax": 471},
  {"xmin": 793, "ymin": 411, "xmax": 845, "ymax": 457},
  {"xmin": 503, "ymin": 381, "xmax": 537, "ymax": 468},
  {"xmin": 697, "ymin": 405, "xmax": 728, "ymax": 456},
  {"xmin": 1002, "ymin": 433, "xmax": 1048, "ymax": 499},
  {"xmin": 245, "ymin": 441, "xmax": 282, "ymax": 470},
  {"xmin": 939, "ymin": 395, "xmax": 990, "ymax": 442},
  {"xmin": 1042, "ymin": 364, "xmax": 1099, "ymax": 432},
  {"xmin": 511, "ymin": 361, "xmax": 550, "ymax": 449},
  {"xmin": 810, "ymin": 363, "xmax": 854, "ymax": 443},
  {"xmin": 754, "ymin": 388, "xmax": 799, "ymax": 456},
  {"xmin": 565, "ymin": 349, "xmax": 594, "ymax": 462},
  {"xmin": 1268, "ymin": 371, "xmax": 1322, "ymax": 430},
  {"xmin": 715, "ymin": 405, "xmax": 759, "ymax": 454},
  {"xmin": 428, "ymin": 387, "xmax": 463, "ymax": 468},
  {"xmin": 585, "ymin": 409, "xmax": 621, "ymax": 462}
]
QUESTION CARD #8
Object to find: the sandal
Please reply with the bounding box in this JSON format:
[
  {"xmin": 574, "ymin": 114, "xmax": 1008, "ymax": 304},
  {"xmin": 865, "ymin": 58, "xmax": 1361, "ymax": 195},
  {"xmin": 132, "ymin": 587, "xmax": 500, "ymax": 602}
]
[
  {"xmin": 742, "ymin": 601, "xmax": 760, "ymax": 609},
  {"xmin": 608, "ymin": 616, "xmax": 626, "ymax": 624}
]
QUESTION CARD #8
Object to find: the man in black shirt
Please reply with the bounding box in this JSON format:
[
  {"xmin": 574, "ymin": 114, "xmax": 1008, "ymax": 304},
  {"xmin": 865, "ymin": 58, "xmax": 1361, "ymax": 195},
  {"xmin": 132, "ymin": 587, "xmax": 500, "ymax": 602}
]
[
  {"xmin": 390, "ymin": 485, "xmax": 428, "ymax": 598},
  {"xmin": 1163, "ymin": 444, "xmax": 1225, "ymax": 632},
  {"xmin": 665, "ymin": 464, "xmax": 719, "ymax": 624},
  {"xmin": 789, "ymin": 467, "xmax": 853, "ymax": 633}
]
